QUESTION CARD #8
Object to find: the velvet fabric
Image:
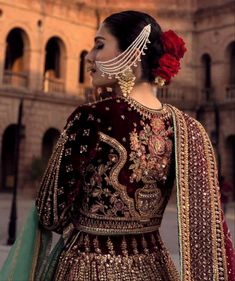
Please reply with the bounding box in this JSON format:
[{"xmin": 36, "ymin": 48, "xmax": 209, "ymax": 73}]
[{"xmin": 1, "ymin": 96, "xmax": 234, "ymax": 281}]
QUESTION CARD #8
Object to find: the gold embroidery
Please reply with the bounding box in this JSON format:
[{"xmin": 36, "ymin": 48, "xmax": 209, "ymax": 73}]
[
  {"xmin": 54, "ymin": 232, "xmax": 180, "ymax": 281},
  {"xmin": 128, "ymin": 114, "xmax": 173, "ymax": 217},
  {"xmin": 99, "ymin": 131, "xmax": 139, "ymax": 217},
  {"xmin": 75, "ymin": 209, "xmax": 162, "ymax": 235},
  {"xmin": 129, "ymin": 117, "xmax": 173, "ymax": 183},
  {"xmin": 36, "ymin": 130, "xmax": 69, "ymax": 229},
  {"xmin": 169, "ymin": 105, "xmax": 228, "ymax": 281},
  {"xmin": 77, "ymin": 131, "xmax": 170, "ymax": 235},
  {"xmin": 197, "ymin": 122, "xmax": 228, "ymax": 281},
  {"xmin": 81, "ymin": 155, "xmax": 130, "ymax": 218},
  {"xmin": 122, "ymin": 96, "xmax": 171, "ymax": 120},
  {"xmin": 135, "ymin": 185, "xmax": 164, "ymax": 217},
  {"xmin": 169, "ymin": 106, "xmax": 191, "ymax": 281}
]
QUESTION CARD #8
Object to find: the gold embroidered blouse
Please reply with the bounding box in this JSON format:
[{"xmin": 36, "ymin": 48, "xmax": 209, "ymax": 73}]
[{"xmin": 36, "ymin": 96, "xmax": 179, "ymax": 281}]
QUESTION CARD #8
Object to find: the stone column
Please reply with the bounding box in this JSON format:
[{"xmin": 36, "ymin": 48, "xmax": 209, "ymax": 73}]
[{"xmin": 0, "ymin": 42, "xmax": 6, "ymax": 86}]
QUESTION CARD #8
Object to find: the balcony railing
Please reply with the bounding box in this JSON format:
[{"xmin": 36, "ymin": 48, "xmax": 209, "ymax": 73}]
[
  {"xmin": 43, "ymin": 77, "xmax": 65, "ymax": 93},
  {"xmin": 226, "ymin": 85, "xmax": 235, "ymax": 100},
  {"xmin": 3, "ymin": 70, "xmax": 28, "ymax": 88},
  {"xmin": 156, "ymin": 86, "xmax": 185, "ymax": 101}
]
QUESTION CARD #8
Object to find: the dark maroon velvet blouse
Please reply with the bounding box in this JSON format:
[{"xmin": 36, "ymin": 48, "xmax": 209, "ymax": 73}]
[{"xmin": 53, "ymin": 96, "xmax": 175, "ymax": 229}]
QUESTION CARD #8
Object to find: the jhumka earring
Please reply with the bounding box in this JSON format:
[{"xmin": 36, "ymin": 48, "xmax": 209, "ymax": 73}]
[
  {"xmin": 117, "ymin": 68, "xmax": 136, "ymax": 97},
  {"xmin": 95, "ymin": 24, "xmax": 151, "ymax": 97}
]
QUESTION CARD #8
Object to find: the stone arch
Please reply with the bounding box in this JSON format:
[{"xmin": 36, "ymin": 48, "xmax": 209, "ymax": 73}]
[
  {"xmin": 43, "ymin": 36, "xmax": 67, "ymax": 93},
  {"xmin": 225, "ymin": 135, "xmax": 235, "ymax": 198},
  {"xmin": 3, "ymin": 27, "xmax": 30, "ymax": 88},
  {"xmin": 225, "ymin": 41, "xmax": 235, "ymax": 84},
  {"xmin": 79, "ymin": 50, "xmax": 88, "ymax": 84},
  {"xmin": 1, "ymin": 124, "xmax": 18, "ymax": 191},
  {"xmin": 197, "ymin": 44, "xmax": 215, "ymax": 63},
  {"xmin": 200, "ymin": 53, "xmax": 213, "ymax": 101},
  {"xmin": 224, "ymin": 41, "xmax": 235, "ymax": 99},
  {"xmin": 41, "ymin": 128, "xmax": 60, "ymax": 163},
  {"xmin": 220, "ymin": 32, "xmax": 235, "ymax": 55}
]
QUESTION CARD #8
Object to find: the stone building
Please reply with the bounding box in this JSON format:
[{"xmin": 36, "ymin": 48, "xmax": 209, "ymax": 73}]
[
  {"xmin": 194, "ymin": 0, "xmax": 235, "ymax": 196},
  {"xmin": 0, "ymin": 0, "xmax": 234, "ymax": 196}
]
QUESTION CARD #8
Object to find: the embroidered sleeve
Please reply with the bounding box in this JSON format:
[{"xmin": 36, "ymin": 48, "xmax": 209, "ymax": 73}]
[{"xmin": 36, "ymin": 108, "xmax": 98, "ymax": 234}]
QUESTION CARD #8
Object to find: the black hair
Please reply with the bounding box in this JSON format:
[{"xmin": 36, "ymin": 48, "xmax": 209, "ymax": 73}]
[{"xmin": 103, "ymin": 10, "xmax": 164, "ymax": 83}]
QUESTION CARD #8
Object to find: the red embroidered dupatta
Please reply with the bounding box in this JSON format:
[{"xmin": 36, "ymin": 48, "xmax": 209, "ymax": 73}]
[{"xmin": 170, "ymin": 105, "xmax": 235, "ymax": 281}]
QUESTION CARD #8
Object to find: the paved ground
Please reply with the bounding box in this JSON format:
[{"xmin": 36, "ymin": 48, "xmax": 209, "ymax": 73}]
[{"xmin": 0, "ymin": 193, "xmax": 234, "ymax": 273}]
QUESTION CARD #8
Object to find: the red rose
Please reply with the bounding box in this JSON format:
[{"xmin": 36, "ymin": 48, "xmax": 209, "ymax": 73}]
[
  {"xmin": 161, "ymin": 30, "xmax": 187, "ymax": 60},
  {"xmin": 153, "ymin": 53, "xmax": 180, "ymax": 82}
]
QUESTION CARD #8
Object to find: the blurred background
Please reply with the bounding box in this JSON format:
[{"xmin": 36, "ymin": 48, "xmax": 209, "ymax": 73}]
[{"xmin": 0, "ymin": 0, "xmax": 234, "ymax": 269}]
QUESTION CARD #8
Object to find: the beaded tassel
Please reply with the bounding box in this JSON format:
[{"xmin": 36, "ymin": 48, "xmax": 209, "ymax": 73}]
[{"xmin": 117, "ymin": 68, "xmax": 136, "ymax": 97}]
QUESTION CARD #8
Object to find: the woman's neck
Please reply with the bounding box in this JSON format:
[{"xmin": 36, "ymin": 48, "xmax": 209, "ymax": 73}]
[{"xmin": 128, "ymin": 82, "xmax": 162, "ymax": 110}]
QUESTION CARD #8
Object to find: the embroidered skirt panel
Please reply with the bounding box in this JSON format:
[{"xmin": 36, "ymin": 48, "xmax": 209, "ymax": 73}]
[{"xmin": 54, "ymin": 230, "xmax": 180, "ymax": 281}]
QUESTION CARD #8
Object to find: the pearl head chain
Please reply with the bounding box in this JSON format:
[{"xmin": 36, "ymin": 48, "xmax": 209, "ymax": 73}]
[{"xmin": 95, "ymin": 24, "xmax": 151, "ymax": 79}]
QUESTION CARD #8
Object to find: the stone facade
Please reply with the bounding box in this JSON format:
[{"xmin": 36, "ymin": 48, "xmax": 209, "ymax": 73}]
[
  {"xmin": 193, "ymin": 0, "xmax": 235, "ymax": 196},
  {"xmin": 0, "ymin": 0, "xmax": 234, "ymax": 196}
]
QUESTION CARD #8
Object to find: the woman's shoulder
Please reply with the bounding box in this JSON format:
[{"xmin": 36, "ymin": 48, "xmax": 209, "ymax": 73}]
[
  {"xmin": 65, "ymin": 96, "xmax": 123, "ymax": 126},
  {"xmin": 74, "ymin": 96, "xmax": 122, "ymax": 113},
  {"xmin": 86, "ymin": 96, "xmax": 122, "ymax": 111},
  {"xmin": 166, "ymin": 104, "xmax": 199, "ymax": 124},
  {"xmin": 166, "ymin": 104, "xmax": 209, "ymax": 138}
]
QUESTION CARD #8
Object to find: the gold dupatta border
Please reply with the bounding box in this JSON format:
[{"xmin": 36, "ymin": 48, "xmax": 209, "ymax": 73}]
[
  {"xmin": 168, "ymin": 106, "xmax": 191, "ymax": 280},
  {"xmin": 168, "ymin": 105, "xmax": 228, "ymax": 281},
  {"xmin": 197, "ymin": 122, "xmax": 228, "ymax": 280}
]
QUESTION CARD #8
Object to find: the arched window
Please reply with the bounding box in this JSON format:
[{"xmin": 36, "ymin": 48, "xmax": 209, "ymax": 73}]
[
  {"xmin": 42, "ymin": 128, "xmax": 60, "ymax": 163},
  {"xmin": 225, "ymin": 41, "xmax": 235, "ymax": 99},
  {"xmin": 44, "ymin": 37, "xmax": 66, "ymax": 93},
  {"xmin": 1, "ymin": 125, "xmax": 18, "ymax": 191},
  {"xmin": 201, "ymin": 53, "xmax": 212, "ymax": 101},
  {"xmin": 225, "ymin": 135, "xmax": 235, "ymax": 199},
  {"xmin": 79, "ymin": 50, "xmax": 88, "ymax": 84},
  {"xmin": 228, "ymin": 42, "xmax": 235, "ymax": 85},
  {"xmin": 3, "ymin": 28, "xmax": 30, "ymax": 88}
]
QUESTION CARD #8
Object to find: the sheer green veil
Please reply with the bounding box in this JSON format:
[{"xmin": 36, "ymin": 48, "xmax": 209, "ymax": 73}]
[{"xmin": 0, "ymin": 205, "xmax": 64, "ymax": 281}]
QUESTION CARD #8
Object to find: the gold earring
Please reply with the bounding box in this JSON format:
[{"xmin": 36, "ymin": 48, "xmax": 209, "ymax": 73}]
[
  {"xmin": 154, "ymin": 76, "xmax": 165, "ymax": 87},
  {"xmin": 117, "ymin": 68, "xmax": 136, "ymax": 97}
]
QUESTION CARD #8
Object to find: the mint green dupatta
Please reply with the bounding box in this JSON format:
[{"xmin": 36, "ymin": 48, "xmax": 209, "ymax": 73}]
[{"xmin": 0, "ymin": 205, "xmax": 63, "ymax": 281}]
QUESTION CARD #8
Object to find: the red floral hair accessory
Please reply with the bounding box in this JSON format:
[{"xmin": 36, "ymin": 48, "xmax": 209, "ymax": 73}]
[{"xmin": 153, "ymin": 30, "xmax": 187, "ymax": 85}]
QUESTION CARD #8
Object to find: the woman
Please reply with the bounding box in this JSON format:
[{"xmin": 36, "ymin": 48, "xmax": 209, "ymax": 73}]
[{"xmin": 1, "ymin": 10, "xmax": 234, "ymax": 281}]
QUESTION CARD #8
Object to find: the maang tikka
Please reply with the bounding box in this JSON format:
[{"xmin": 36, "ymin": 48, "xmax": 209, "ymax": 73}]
[{"xmin": 95, "ymin": 24, "xmax": 151, "ymax": 97}]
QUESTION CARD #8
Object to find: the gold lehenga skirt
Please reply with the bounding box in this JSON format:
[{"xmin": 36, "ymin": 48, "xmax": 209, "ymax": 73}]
[{"xmin": 54, "ymin": 230, "xmax": 180, "ymax": 281}]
